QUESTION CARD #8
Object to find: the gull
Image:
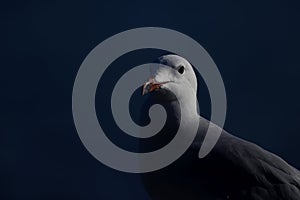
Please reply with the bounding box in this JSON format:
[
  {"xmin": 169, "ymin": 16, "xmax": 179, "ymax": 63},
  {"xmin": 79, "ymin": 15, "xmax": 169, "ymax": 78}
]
[{"xmin": 140, "ymin": 54, "xmax": 300, "ymax": 200}]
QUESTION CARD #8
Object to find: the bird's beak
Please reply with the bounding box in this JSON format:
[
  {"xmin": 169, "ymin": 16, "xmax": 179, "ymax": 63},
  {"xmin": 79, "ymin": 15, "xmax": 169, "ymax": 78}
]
[{"xmin": 142, "ymin": 78, "xmax": 169, "ymax": 95}]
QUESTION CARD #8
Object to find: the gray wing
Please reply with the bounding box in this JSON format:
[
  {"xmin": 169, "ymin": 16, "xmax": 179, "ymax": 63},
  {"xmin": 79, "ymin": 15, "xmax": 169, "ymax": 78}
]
[{"xmin": 198, "ymin": 118, "xmax": 300, "ymax": 200}]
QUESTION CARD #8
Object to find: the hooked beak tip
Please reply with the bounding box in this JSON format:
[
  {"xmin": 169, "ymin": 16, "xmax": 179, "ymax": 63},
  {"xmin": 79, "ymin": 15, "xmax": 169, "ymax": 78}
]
[{"xmin": 142, "ymin": 79, "xmax": 170, "ymax": 96}]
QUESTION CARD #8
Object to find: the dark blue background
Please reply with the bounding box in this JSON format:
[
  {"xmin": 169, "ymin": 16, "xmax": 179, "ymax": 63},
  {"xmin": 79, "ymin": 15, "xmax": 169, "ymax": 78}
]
[{"xmin": 1, "ymin": 0, "xmax": 300, "ymax": 199}]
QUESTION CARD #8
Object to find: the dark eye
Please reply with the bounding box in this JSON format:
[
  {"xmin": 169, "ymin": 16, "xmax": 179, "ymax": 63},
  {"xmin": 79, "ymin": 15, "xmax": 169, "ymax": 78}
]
[{"xmin": 177, "ymin": 65, "xmax": 185, "ymax": 74}]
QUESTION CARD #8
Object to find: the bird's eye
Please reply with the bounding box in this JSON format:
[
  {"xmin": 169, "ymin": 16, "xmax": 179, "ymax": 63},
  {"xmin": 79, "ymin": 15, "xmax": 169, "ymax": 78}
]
[{"xmin": 177, "ymin": 65, "xmax": 185, "ymax": 74}]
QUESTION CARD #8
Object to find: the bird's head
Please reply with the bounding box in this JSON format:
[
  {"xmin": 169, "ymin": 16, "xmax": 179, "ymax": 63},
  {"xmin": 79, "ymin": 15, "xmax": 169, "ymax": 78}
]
[{"xmin": 142, "ymin": 54, "xmax": 197, "ymax": 101}]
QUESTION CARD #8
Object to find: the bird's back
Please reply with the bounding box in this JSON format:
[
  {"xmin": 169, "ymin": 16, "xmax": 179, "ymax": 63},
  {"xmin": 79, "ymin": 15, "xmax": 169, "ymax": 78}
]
[{"xmin": 208, "ymin": 128, "xmax": 300, "ymax": 200}]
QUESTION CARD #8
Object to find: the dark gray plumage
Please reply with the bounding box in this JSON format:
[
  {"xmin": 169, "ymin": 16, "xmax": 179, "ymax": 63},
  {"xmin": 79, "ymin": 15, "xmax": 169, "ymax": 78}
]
[{"xmin": 140, "ymin": 55, "xmax": 300, "ymax": 200}]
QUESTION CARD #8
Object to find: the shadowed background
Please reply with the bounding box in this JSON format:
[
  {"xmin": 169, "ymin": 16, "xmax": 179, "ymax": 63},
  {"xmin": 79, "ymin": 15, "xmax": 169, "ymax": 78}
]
[{"xmin": 1, "ymin": 0, "xmax": 300, "ymax": 199}]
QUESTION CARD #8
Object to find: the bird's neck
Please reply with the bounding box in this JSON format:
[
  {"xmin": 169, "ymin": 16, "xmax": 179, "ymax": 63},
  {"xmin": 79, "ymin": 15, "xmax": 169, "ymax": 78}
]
[
  {"xmin": 142, "ymin": 90, "xmax": 201, "ymax": 151},
  {"xmin": 161, "ymin": 91, "xmax": 199, "ymax": 130},
  {"xmin": 178, "ymin": 92, "xmax": 199, "ymax": 121},
  {"xmin": 149, "ymin": 88, "xmax": 199, "ymax": 126},
  {"xmin": 176, "ymin": 93, "xmax": 200, "ymax": 141}
]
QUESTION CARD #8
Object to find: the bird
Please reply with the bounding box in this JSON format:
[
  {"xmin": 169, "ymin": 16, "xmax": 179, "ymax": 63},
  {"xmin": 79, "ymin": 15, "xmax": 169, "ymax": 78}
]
[{"xmin": 139, "ymin": 54, "xmax": 300, "ymax": 200}]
